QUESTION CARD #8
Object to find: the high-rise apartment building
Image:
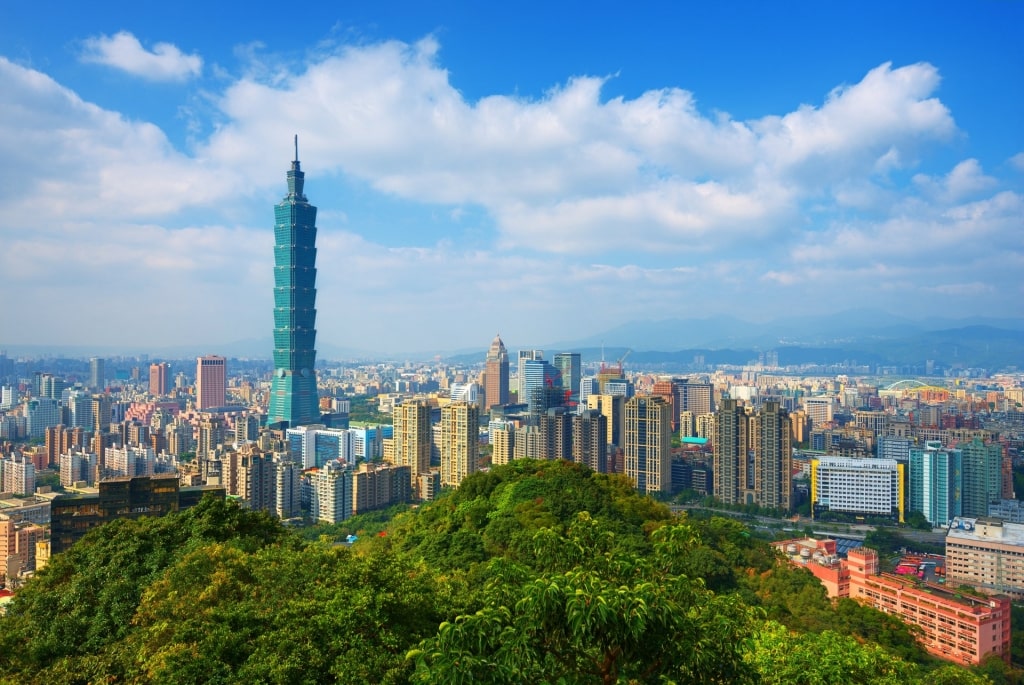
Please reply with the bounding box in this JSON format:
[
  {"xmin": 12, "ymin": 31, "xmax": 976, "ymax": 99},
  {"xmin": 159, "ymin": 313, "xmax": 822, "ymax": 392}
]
[
  {"xmin": 714, "ymin": 399, "xmax": 792, "ymax": 511},
  {"xmin": 754, "ymin": 401, "xmax": 792, "ymax": 512},
  {"xmin": 624, "ymin": 395, "xmax": 672, "ymax": 494},
  {"xmin": 440, "ymin": 401, "xmax": 479, "ymax": 488},
  {"xmin": 388, "ymin": 400, "xmax": 432, "ymax": 499},
  {"xmin": 484, "ymin": 334, "xmax": 509, "ymax": 409},
  {"xmin": 572, "ymin": 410, "xmax": 608, "ymax": 473},
  {"xmin": 586, "ymin": 393, "xmax": 625, "ymax": 448},
  {"xmin": 268, "ymin": 139, "xmax": 320, "ymax": 428},
  {"xmin": 195, "ymin": 355, "xmax": 226, "ymax": 410},
  {"xmin": 149, "ymin": 362, "xmax": 170, "ymax": 396},
  {"xmin": 25, "ymin": 398, "xmax": 60, "ymax": 439},
  {"xmin": 309, "ymin": 461, "xmax": 352, "ymax": 524},
  {"xmin": 489, "ymin": 420, "xmax": 515, "ymax": 466},
  {"xmin": 539, "ymin": 408, "xmax": 572, "ymax": 461}
]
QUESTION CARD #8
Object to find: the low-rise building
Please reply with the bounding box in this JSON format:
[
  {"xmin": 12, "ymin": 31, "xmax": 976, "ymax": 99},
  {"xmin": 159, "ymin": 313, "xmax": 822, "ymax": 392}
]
[
  {"xmin": 848, "ymin": 547, "xmax": 1011, "ymax": 667},
  {"xmin": 946, "ymin": 516, "xmax": 1024, "ymax": 600}
]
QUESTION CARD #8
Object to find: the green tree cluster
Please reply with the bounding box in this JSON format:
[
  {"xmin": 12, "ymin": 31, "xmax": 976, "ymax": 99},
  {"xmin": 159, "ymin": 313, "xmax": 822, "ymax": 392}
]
[{"xmin": 0, "ymin": 459, "xmax": 999, "ymax": 684}]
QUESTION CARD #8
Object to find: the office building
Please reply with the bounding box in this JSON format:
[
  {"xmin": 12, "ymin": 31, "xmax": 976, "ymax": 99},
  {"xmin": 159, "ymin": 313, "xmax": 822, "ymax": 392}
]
[
  {"xmin": 89, "ymin": 357, "xmax": 105, "ymax": 390},
  {"xmin": 624, "ymin": 395, "xmax": 672, "ymax": 494},
  {"xmin": 25, "ymin": 398, "xmax": 60, "ymax": 439},
  {"xmin": 810, "ymin": 457, "xmax": 903, "ymax": 521},
  {"xmin": 195, "ymin": 355, "xmax": 226, "ymax": 410},
  {"xmin": 803, "ymin": 396, "xmax": 834, "ymax": 428},
  {"xmin": 947, "ymin": 517, "xmax": 1024, "ymax": 600},
  {"xmin": 521, "ymin": 359, "xmax": 560, "ymax": 414},
  {"xmin": 50, "ymin": 475, "xmax": 224, "ymax": 553},
  {"xmin": 268, "ymin": 140, "xmax": 320, "ymax": 428},
  {"xmin": 440, "ymin": 401, "xmax": 479, "ymax": 488},
  {"xmin": 484, "ymin": 334, "xmax": 509, "ymax": 409},
  {"xmin": 149, "ymin": 362, "xmax": 170, "ymax": 396},
  {"xmin": 909, "ymin": 441, "xmax": 962, "ymax": 526},
  {"xmin": 960, "ymin": 438, "xmax": 1004, "ymax": 518},
  {"xmin": 586, "ymin": 393, "xmax": 625, "ymax": 448},
  {"xmin": 516, "ymin": 349, "xmax": 544, "ymax": 399},
  {"xmin": 553, "ymin": 353, "xmax": 581, "ymax": 404}
]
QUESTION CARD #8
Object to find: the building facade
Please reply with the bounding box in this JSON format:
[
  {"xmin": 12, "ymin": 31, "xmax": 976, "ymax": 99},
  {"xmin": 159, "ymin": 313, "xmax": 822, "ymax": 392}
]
[
  {"xmin": 624, "ymin": 395, "xmax": 671, "ymax": 494},
  {"xmin": 946, "ymin": 517, "xmax": 1024, "ymax": 600},
  {"xmin": 910, "ymin": 441, "xmax": 962, "ymax": 526},
  {"xmin": 268, "ymin": 141, "xmax": 320, "ymax": 428},
  {"xmin": 484, "ymin": 334, "xmax": 509, "ymax": 409},
  {"xmin": 440, "ymin": 401, "xmax": 479, "ymax": 488},
  {"xmin": 810, "ymin": 457, "xmax": 903, "ymax": 521},
  {"xmin": 195, "ymin": 356, "xmax": 226, "ymax": 410}
]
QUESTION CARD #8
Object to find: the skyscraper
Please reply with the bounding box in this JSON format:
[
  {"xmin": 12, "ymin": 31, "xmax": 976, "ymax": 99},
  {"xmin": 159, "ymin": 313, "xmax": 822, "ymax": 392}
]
[
  {"xmin": 553, "ymin": 353, "xmax": 581, "ymax": 405},
  {"xmin": 89, "ymin": 357, "xmax": 105, "ymax": 390},
  {"xmin": 268, "ymin": 138, "xmax": 320, "ymax": 428},
  {"xmin": 149, "ymin": 362, "xmax": 169, "ymax": 396},
  {"xmin": 195, "ymin": 355, "xmax": 226, "ymax": 410},
  {"xmin": 910, "ymin": 441, "xmax": 962, "ymax": 526},
  {"xmin": 484, "ymin": 334, "xmax": 509, "ymax": 409}
]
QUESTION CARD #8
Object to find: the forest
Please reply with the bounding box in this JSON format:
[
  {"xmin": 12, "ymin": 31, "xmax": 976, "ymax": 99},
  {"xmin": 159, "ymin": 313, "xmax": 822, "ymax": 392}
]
[{"xmin": 0, "ymin": 459, "xmax": 1014, "ymax": 684}]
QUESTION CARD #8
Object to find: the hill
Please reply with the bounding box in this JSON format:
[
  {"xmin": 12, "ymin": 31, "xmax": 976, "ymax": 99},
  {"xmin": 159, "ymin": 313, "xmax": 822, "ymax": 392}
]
[{"xmin": 0, "ymin": 461, "xmax": 999, "ymax": 684}]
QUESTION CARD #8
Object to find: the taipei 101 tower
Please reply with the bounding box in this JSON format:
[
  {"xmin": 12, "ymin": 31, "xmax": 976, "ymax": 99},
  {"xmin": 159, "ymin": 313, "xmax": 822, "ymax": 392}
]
[{"xmin": 268, "ymin": 136, "xmax": 320, "ymax": 428}]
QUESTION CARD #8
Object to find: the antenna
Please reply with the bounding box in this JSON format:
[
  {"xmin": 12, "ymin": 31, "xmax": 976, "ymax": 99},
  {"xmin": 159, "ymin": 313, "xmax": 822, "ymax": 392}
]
[{"xmin": 294, "ymin": 134, "xmax": 299, "ymax": 162}]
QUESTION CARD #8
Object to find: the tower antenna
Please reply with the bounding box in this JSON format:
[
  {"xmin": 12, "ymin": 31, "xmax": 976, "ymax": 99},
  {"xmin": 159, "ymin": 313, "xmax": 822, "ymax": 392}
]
[{"xmin": 294, "ymin": 134, "xmax": 299, "ymax": 162}]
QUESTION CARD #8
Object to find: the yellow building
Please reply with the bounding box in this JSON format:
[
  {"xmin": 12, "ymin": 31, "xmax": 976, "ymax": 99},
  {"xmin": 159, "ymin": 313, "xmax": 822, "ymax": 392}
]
[
  {"xmin": 624, "ymin": 395, "xmax": 672, "ymax": 494},
  {"xmin": 440, "ymin": 401, "xmax": 479, "ymax": 488}
]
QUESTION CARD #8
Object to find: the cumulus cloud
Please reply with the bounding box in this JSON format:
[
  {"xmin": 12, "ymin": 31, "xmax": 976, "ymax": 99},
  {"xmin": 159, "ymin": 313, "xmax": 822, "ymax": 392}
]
[
  {"xmin": 80, "ymin": 31, "xmax": 202, "ymax": 82},
  {"xmin": 0, "ymin": 37, "xmax": 1020, "ymax": 351}
]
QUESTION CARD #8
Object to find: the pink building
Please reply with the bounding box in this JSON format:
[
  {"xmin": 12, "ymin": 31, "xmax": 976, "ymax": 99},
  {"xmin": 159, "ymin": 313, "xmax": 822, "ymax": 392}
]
[{"xmin": 195, "ymin": 356, "xmax": 226, "ymax": 410}]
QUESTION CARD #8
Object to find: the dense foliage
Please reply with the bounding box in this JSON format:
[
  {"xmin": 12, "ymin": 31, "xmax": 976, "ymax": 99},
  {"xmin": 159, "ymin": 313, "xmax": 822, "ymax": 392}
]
[{"xmin": 0, "ymin": 459, "xmax": 999, "ymax": 684}]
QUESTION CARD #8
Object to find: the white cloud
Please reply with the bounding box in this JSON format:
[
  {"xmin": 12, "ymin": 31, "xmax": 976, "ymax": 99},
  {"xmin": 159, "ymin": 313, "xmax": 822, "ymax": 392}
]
[
  {"xmin": 80, "ymin": 31, "xmax": 202, "ymax": 82},
  {"xmin": 0, "ymin": 38, "xmax": 1020, "ymax": 352}
]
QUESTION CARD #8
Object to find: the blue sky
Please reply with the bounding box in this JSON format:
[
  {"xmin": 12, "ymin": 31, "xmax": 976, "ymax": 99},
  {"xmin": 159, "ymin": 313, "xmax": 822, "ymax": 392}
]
[{"xmin": 1, "ymin": 1, "xmax": 1021, "ymax": 356}]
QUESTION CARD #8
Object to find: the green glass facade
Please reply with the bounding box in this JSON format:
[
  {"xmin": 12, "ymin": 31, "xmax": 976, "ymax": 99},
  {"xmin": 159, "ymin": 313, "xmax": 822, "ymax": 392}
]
[{"xmin": 268, "ymin": 145, "xmax": 320, "ymax": 427}]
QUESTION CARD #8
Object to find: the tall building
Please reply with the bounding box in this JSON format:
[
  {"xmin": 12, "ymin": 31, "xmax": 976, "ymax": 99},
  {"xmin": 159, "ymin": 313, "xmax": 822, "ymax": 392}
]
[
  {"xmin": 309, "ymin": 461, "xmax": 352, "ymax": 524},
  {"xmin": 149, "ymin": 362, "xmax": 170, "ymax": 396},
  {"xmin": 586, "ymin": 393, "xmax": 625, "ymax": 448},
  {"xmin": 440, "ymin": 401, "xmax": 479, "ymax": 488},
  {"xmin": 754, "ymin": 401, "xmax": 792, "ymax": 512},
  {"xmin": 388, "ymin": 400, "xmax": 432, "ymax": 499},
  {"xmin": 25, "ymin": 398, "xmax": 60, "ymax": 439},
  {"xmin": 624, "ymin": 395, "xmax": 672, "ymax": 494},
  {"xmin": 195, "ymin": 355, "xmax": 226, "ymax": 410},
  {"xmin": 572, "ymin": 410, "xmax": 608, "ymax": 473},
  {"xmin": 552, "ymin": 353, "xmax": 581, "ymax": 405},
  {"xmin": 89, "ymin": 357, "xmax": 105, "ymax": 390},
  {"xmin": 522, "ymin": 359, "xmax": 561, "ymax": 415},
  {"xmin": 516, "ymin": 349, "xmax": 544, "ymax": 399},
  {"xmin": 909, "ymin": 441, "xmax": 962, "ymax": 526},
  {"xmin": 960, "ymin": 438, "xmax": 1003, "ymax": 518},
  {"xmin": 810, "ymin": 457, "xmax": 903, "ymax": 521},
  {"xmin": 268, "ymin": 139, "xmax": 320, "ymax": 428},
  {"xmin": 713, "ymin": 399, "xmax": 749, "ymax": 505},
  {"xmin": 484, "ymin": 334, "xmax": 509, "ymax": 409},
  {"xmin": 489, "ymin": 420, "xmax": 515, "ymax": 466},
  {"xmin": 538, "ymin": 408, "xmax": 572, "ymax": 461}
]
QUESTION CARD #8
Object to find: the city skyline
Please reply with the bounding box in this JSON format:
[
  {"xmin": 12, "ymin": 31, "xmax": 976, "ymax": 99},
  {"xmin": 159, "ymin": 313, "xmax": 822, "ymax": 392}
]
[{"xmin": 1, "ymin": 3, "xmax": 1022, "ymax": 356}]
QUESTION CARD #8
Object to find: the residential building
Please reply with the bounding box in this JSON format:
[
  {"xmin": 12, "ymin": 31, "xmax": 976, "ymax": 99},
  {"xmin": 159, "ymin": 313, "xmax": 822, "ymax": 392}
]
[
  {"xmin": 959, "ymin": 438, "xmax": 1003, "ymax": 518},
  {"xmin": 309, "ymin": 461, "xmax": 352, "ymax": 524},
  {"xmin": 352, "ymin": 462, "xmax": 411, "ymax": 516},
  {"xmin": 624, "ymin": 395, "xmax": 672, "ymax": 494},
  {"xmin": 440, "ymin": 401, "xmax": 479, "ymax": 488},
  {"xmin": 89, "ymin": 357, "xmax": 105, "ymax": 390},
  {"xmin": 572, "ymin": 409, "xmax": 608, "ymax": 472},
  {"xmin": 387, "ymin": 400, "xmax": 432, "ymax": 499}
]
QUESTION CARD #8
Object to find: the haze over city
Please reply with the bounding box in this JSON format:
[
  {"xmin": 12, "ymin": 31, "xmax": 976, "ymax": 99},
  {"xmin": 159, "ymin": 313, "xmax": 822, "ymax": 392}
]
[{"xmin": 1, "ymin": 2, "xmax": 1021, "ymax": 357}]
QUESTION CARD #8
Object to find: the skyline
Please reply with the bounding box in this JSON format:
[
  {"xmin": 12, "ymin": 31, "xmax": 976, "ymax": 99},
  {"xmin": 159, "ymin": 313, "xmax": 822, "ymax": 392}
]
[{"xmin": 1, "ymin": 2, "xmax": 1022, "ymax": 357}]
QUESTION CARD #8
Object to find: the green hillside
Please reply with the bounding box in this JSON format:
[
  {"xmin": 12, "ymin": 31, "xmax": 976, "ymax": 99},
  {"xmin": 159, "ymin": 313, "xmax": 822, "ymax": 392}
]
[{"xmin": 0, "ymin": 461, "xmax": 1003, "ymax": 684}]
